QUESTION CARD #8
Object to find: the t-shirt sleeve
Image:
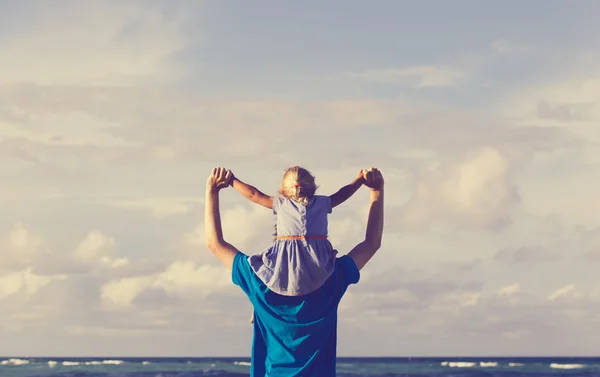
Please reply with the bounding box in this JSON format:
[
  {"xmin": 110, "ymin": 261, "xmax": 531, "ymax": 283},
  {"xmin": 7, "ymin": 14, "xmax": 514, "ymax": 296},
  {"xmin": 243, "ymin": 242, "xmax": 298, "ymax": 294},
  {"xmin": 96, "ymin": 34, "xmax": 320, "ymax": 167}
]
[
  {"xmin": 231, "ymin": 252, "xmax": 253, "ymax": 296},
  {"xmin": 319, "ymin": 195, "xmax": 333, "ymax": 214},
  {"xmin": 336, "ymin": 255, "xmax": 360, "ymax": 287}
]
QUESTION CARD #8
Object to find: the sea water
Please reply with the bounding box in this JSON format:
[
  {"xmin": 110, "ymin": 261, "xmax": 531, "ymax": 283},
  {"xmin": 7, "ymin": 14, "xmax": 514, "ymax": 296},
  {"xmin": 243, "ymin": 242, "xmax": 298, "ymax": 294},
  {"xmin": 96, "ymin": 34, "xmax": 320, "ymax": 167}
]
[{"xmin": 1, "ymin": 357, "xmax": 599, "ymax": 377}]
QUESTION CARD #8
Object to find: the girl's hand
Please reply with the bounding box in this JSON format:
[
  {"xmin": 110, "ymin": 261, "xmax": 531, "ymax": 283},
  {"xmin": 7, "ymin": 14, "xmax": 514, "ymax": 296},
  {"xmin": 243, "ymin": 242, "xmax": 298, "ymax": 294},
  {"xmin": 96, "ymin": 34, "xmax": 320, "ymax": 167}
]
[
  {"xmin": 356, "ymin": 169, "xmax": 367, "ymax": 183},
  {"xmin": 206, "ymin": 167, "xmax": 233, "ymax": 191}
]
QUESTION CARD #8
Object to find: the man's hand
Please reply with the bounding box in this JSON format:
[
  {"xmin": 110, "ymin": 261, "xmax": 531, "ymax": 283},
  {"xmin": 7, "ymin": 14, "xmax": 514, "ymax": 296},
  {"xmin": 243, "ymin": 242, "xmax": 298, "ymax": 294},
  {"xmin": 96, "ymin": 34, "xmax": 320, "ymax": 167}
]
[
  {"xmin": 206, "ymin": 167, "xmax": 233, "ymax": 191},
  {"xmin": 362, "ymin": 168, "xmax": 383, "ymax": 190}
]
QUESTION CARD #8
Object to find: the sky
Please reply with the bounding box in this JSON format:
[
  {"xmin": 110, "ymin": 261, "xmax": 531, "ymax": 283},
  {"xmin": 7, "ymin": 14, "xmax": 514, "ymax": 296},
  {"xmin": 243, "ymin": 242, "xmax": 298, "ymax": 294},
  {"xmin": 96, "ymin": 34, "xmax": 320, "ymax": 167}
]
[{"xmin": 1, "ymin": 0, "xmax": 600, "ymax": 357}]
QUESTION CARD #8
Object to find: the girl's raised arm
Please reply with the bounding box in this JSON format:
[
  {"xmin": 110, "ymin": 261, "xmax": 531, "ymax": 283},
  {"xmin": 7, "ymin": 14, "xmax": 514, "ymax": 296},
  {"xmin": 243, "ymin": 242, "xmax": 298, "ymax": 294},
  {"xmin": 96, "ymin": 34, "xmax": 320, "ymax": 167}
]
[
  {"xmin": 330, "ymin": 170, "xmax": 365, "ymax": 208},
  {"xmin": 230, "ymin": 172, "xmax": 273, "ymax": 209}
]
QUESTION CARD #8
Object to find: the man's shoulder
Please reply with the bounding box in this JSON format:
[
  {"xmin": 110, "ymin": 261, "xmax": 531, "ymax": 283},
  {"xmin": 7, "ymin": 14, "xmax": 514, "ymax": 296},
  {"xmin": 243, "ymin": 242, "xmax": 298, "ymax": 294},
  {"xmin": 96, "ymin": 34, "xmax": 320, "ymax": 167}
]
[
  {"xmin": 334, "ymin": 255, "xmax": 360, "ymax": 285},
  {"xmin": 231, "ymin": 252, "xmax": 252, "ymax": 288},
  {"xmin": 232, "ymin": 251, "xmax": 360, "ymax": 298}
]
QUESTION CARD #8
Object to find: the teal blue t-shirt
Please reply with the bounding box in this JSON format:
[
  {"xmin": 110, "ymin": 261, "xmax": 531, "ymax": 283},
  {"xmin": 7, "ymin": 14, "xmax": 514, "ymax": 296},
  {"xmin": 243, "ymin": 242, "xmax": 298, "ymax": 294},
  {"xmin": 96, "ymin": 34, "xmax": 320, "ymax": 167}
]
[{"xmin": 232, "ymin": 252, "xmax": 360, "ymax": 377}]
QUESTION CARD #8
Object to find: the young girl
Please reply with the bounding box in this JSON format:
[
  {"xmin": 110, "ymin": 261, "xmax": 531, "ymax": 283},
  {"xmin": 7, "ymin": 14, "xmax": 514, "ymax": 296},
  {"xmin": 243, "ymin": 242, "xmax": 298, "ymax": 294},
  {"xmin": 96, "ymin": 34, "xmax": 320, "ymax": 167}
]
[{"xmin": 227, "ymin": 166, "xmax": 366, "ymax": 322}]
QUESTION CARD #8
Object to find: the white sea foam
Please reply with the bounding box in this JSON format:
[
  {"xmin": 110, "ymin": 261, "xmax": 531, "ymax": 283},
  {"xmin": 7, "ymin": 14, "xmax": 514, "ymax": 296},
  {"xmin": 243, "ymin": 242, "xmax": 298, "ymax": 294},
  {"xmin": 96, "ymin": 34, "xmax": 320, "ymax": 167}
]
[
  {"xmin": 234, "ymin": 361, "xmax": 251, "ymax": 366},
  {"xmin": 1, "ymin": 359, "xmax": 30, "ymax": 366},
  {"xmin": 441, "ymin": 361, "xmax": 476, "ymax": 368},
  {"xmin": 85, "ymin": 360, "xmax": 124, "ymax": 365},
  {"xmin": 142, "ymin": 361, "xmax": 151, "ymax": 365},
  {"xmin": 509, "ymin": 363, "xmax": 524, "ymax": 367},
  {"xmin": 104, "ymin": 360, "xmax": 124, "ymax": 365},
  {"xmin": 550, "ymin": 363, "xmax": 584, "ymax": 369},
  {"xmin": 62, "ymin": 361, "xmax": 80, "ymax": 366},
  {"xmin": 480, "ymin": 362, "xmax": 498, "ymax": 367},
  {"xmin": 48, "ymin": 361, "xmax": 58, "ymax": 367}
]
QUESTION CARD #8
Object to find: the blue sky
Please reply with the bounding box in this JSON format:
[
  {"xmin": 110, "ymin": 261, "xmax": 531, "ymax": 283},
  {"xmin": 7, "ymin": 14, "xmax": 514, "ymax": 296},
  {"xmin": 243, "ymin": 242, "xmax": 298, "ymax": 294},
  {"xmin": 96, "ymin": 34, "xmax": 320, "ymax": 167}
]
[{"xmin": 1, "ymin": 0, "xmax": 600, "ymax": 357}]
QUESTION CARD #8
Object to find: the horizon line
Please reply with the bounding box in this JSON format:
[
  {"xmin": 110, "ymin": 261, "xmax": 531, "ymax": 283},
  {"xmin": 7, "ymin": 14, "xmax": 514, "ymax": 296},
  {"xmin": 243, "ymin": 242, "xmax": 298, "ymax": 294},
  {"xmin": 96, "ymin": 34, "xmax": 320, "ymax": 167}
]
[{"xmin": 0, "ymin": 354, "xmax": 600, "ymax": 359}]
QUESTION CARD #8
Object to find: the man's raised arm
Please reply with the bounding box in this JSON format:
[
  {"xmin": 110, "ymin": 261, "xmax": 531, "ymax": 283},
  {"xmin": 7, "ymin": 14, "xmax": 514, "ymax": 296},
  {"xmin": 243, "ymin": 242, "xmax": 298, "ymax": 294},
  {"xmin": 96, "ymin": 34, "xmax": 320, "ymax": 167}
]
[
  {"xmin": 205, "ymin": 167, "xmax": 239, "ymax": 270},
  {"xmin": 348, "ymin": 168, "xmax": 384, "ymax": 271}
]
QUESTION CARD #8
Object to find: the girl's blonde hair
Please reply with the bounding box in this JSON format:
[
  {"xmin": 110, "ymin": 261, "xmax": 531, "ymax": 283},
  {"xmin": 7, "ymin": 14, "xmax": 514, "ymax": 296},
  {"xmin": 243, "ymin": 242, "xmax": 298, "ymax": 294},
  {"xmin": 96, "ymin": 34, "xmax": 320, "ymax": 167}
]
[{"xmin": 279, "ymin": 166, "xmax": 318, "ymax": 205}]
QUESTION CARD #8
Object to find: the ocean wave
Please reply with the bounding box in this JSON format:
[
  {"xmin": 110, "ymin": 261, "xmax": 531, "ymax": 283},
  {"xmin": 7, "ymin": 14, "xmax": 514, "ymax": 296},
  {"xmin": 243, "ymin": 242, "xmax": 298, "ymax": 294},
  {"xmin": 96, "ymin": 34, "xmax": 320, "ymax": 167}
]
[
  {"xmin": 52, "ymin": 360, "xmax": 125, "ymax": 367},
  {"xmin": 441, "ymin": 361, "xmax": 476, "ymax": 367},
  {"xmin": 0, "ymin": 359, "xmax": 30, "ymax": 366},
  {"xmin": 87, "ymin": 360, "xmax": 124, "ymax": 365},
  {"xmin": 479, "ymin": 362, "xmax": 497, "ymax": 367},
  {"xmin": 509, "ymin": 362, "xmax": 524, "ymax": 367},
  {"xmin": 23, "ymin": 372, "xmax": 249, "ymax": 377},
  {"xmin": 550, "ymin": 363, "xmax": 585, "ymax": 369},
  {"xmin": 233, "ymin": 361, "xmax": 251, "ymax": 367}
]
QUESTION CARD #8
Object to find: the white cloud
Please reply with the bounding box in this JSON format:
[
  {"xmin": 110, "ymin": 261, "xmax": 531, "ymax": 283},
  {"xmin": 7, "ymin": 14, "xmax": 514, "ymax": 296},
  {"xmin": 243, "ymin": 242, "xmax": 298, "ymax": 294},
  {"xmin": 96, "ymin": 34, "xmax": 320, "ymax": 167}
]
[
  {"xmin": 154, "ymin": 261, "xmax": 231, "ymax": 294},
  {"xmin": 548, "ymin": 284, "xmax": 583, "ymax": 301},
  {"xmin": 497, "ymin": 283, "xmax": 521, "ymax": 296},
  {"xmin": 0, "ymin": 268, "xmax": 66, "ymax": 299},
  {"xmin": 0, "ymin": 2, "xmax": 192, "ymax": 86},
  {"xmin": 489, "ymin": 38, "xmax": 531, "ymax": 55},
  {"xmin": 495, "ymin": 245, "xmax": 560, "ymax": 264},
  {"xmin": 100, "ymin": 276, "xmax": 155, "ymax": 307},
  {"xmin": 493, "ymin": 72, "xmax": 600, "ymax": 229},
  {"xmin": 496, "ymin": 72, "xmax": 600, "ymax": 140},
  {"xmin": 0, "ymin": 223, "xmax": 133, "ymax": 277},
  {"xmin": 1, "ymin": 0, "xmax": 600, "ymax": 358},
  {"xmin": 398, "ymin": 146, "xmax": 518, "ymax": 231},
  {"xmin": 340, "ymin": 65, "xmax": 467, "ymax": 87},
  {"xmin": 75, "ymin": 232, "xmax": 116, "ymax": 260},
  {"xmin": 99, "ymin": 196, "xmax": 203, "ymax": 218},
  {"xmin": 175, "ymin": 201, "xmax": 275, "ymax": 264},
  {"xmin": 100, "ymin": 261, "xmax": 231, "ymax": 307},
  {"xmin": 2, "ymin": 223, "xmax": 45, "ymax": 268}
]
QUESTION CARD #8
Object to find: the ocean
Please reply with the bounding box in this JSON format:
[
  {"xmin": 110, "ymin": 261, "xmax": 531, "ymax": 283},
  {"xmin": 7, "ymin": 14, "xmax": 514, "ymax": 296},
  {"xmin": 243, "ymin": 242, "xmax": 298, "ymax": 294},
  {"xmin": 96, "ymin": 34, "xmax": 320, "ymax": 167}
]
[{"xmin": 1, "ymin": 357, "xmax": 599, "ymax": 377}]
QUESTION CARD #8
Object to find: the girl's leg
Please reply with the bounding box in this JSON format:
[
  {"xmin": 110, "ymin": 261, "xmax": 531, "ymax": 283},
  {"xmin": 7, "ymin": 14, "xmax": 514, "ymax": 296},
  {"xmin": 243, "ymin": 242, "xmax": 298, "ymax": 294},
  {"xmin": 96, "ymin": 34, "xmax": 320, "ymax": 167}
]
[{"xmin": 250, "ymin": 312, "xmax": 254, "ymax": 324}]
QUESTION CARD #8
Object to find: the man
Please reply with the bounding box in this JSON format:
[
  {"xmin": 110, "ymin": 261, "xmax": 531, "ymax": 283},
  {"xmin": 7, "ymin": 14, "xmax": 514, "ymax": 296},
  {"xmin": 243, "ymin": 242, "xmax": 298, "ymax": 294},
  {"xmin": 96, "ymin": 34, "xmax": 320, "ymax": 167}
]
[{"xmin": 205, "ymin": 167, "xmax": 384, "ymax": 376}]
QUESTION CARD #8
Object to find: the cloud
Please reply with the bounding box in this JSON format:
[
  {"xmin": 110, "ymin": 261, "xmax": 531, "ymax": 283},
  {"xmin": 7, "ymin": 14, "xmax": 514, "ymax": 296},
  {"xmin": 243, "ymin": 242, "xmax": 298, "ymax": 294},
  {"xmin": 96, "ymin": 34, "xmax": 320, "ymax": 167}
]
[
  {"xmin": 497, "ymin": 283, "xmax": 520, "ymax": 296},
  {"xmin": 1, "ymin": 80, "xmax": 569, "ymax": 238},
  {"xmin": 173, "ymin": 201, "xmax": 275, "ymax": 264},
  {"xmin": 396, "ymin": 147, "xmax": 519, "ymax": 232},
  {"xmin": 100, "ymin": 261, "xmax": 232, "ymax": 307},
  {"xmin": 97, "ymin": 196, "xmax": 204, "ymax": 218},
  {"xmin": 341, "ymin": 275, "xmax": 600, "ymax": 356},
  {"xmin": 2, "ymin": 0, "xmax": 600, "ymax": 358},
  {"xmin": 75, "ymin": 231, "xmax": 117, "ymax": 260},
  {"xmin": 0, "ymin": 223, "xmax": 136, "ymax": 277},
  {"xmin": 0, "ymin": 221, "xmax": 239, "ymax": 344},
  {"xmin": 0, "ymin": 268, "xmax": 67, "ymax": 299},
  {"xmin": 489, "ymin": 38, "xmax": 531, "ymax": 55},
  {"xmin": 496, "ymin": 70, "xmax": 600, "ymax": 132},
  {"xmin": 492, "ymin": 72, "xmax": 600, "ymax": 229},
  {"xmin": 547, "ymin": 284, "xmax": 584, "ymax": 302},
  {"xmin": 494, "ymin": 245, "xmax": 560, "ymax": 264},
  {"xmin": 339, "ymin": 65, "xmax": 467, "ymax": 87},
  {"xmin": 584, "ymin": 247, "xmax": 600, "ymax": 261},
  {"xmin": 1, "ymin": 223, "xmax": 46, "ymax": 270},
  {"xmin": 0, "ymin": 1, "xmax": 194, "ymax": 86}
]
